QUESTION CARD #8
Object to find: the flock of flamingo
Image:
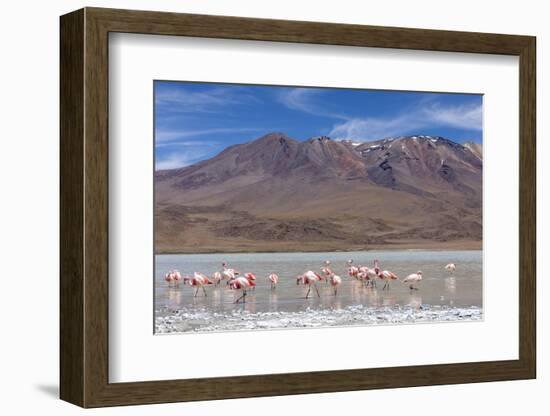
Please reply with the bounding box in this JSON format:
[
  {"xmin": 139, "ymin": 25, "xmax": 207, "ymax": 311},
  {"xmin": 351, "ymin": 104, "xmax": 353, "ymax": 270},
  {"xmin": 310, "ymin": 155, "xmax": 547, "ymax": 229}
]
[{"xmin": 164, "ymin": 260, "xmax": 458, "ymax": 304}]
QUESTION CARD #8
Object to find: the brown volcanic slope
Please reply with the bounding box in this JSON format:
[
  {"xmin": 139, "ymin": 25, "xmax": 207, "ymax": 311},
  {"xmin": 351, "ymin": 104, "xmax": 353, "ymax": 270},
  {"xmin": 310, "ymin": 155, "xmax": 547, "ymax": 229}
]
[{"xmin": 155, "ymin": 133, "xmax": 482, "ymax": 253}]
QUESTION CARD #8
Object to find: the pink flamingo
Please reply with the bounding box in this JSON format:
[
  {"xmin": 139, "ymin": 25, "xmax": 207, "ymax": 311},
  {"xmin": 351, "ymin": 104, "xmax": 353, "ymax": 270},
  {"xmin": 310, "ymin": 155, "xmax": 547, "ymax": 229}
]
[
  {"xmin": 244, "ymin": 272, "xmax": 257, "ymax": 290},
  {"xmin": 373, "ymin": 259, "xmax": 381, "ymax": 275},
  {"xmin": 172, "ymin": 270, "xmax": 182, "ymax": 287},
  {"xmin": 228, "ymin": 275, "xmax": 256, "ymax": 303},
  {"xmin": 358, "ymin": 265, "xmax": 378, "ymax": 288},
  {"xmin": 379, "ymin": 269, "xmax": 398, "ymax": 290},
  {"xmin": 346, "ymin": 259, "xmax": 359, "ymax": 280},
  {"xmin": 181, "ymin": 275, "xmax": 193, "ymax": 285},
  {"xmin": 211, "ymin": 271, "xmax": 223, "ymax": 286},
  {"xmin": 188, "ymin": 272, "xmax": 213, "ymax": 297},
  {"xmin": 221, "ymin": 262, "xmax": 239, "ymax": 281},
  {"xmin": 329, "ymin": 273, "xmax": 342, "ymax": 295},
  {"xmin": 321, "ymin": 260, "xmax": 333, "ymax": 284},
  {"xmin": 164, "ymin": 271, "xmax": 175, "ymax": 287},
  {"xmin": 267, "ymin": 273, "xmax": 279, "ymax": 290},
  {"xmin": 296, "ymin": 270, "xmax": 323, "ymax": 298},
  {"xmin": 371, "ymin": 259, "xmax": 382, "ymax": 287},
  {"xmin": 403, "ymin": 271, "xmax": 423, "ymax": 291}
]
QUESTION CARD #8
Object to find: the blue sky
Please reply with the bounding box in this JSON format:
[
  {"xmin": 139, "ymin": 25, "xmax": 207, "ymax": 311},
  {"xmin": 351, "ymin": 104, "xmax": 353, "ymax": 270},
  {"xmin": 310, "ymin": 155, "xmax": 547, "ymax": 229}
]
[{"xmin": 155, "ymin": 81, "xmax": 482, "ymax": 170}]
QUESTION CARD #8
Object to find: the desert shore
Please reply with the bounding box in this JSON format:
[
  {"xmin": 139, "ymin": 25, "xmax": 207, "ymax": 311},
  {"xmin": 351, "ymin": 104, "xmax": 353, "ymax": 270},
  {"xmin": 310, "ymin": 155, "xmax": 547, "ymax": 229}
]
[
  {"xmin": 156, "ymin": 305, "xmax": 483, "ymax": 334},
  {"xmin": 156, "ymin": 239, "xmax": 482, "ymax": 254}
]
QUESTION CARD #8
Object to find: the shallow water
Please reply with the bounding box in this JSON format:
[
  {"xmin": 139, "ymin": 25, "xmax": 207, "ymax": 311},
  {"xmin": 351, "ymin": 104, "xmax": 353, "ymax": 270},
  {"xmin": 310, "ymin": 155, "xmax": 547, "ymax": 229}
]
[{"xmin": 155, "ymin": 250, "xmax": 482, "ymax": 333}]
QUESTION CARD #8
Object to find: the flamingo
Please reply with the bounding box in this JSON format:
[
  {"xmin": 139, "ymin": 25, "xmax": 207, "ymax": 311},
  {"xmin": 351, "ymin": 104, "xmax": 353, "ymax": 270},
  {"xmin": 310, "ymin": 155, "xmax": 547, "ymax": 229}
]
[
  {"xmin": 329, "ymin": 273, "xmax": 342, "ymax": 295},
  {"xmin": 296, "ymin": 270, "xmax": 323, "ymax": 298},
  {"xmin": 228, "ymin": 275, "xmax": 256, "ymax": 303},
  {"xmin": 221, "ymin": 262, "xmax": 239, "ymax": 281},
  {"xmin": 164, "ymin": 270, "xmax": 174, "ymax": 287},
  {"xmin": 403, "ymin": 271, "xmax": 423, "ymax": 291},
  {"xmin": 243, "ymin": 272, "xmax": 257, "ymax": 290},
  {"xmin": 379, "ymin": 269, "xmax": 398, "ymax": 290},
  {"xmin": 188, "ymin": 272, "xmax": 213, "ymax": 297},
  {"xmin": 211, "ymin": 271, "xmax": 223, "ymax": 286},
  {"xmin": 445, "ymin": 263, "xmax": 457, "ymax": 273},
  {"xmin": 371, "ymin": 259, "xmax": 383, "ymax": 287},
  {"xmin": 267, "ymin": 273, "xmax": 279, "ymax": 290},
  {"xmin": 358, "ymin": 265, "xmax": 378, "ymax": 288},
  {"xmin": 346, "ymin": 259, "xmax": 359, "ymax": 280},
  {"xmin": 373, "ymin": 259, "xmax": 381, "ymax": 275},
  {"xmin": 172, "ymin": 270, "xmax": 182, "ymax": 287},
  {"xmin": 321, "ymin": 260, "xmax": 333, "ymax": 284}
]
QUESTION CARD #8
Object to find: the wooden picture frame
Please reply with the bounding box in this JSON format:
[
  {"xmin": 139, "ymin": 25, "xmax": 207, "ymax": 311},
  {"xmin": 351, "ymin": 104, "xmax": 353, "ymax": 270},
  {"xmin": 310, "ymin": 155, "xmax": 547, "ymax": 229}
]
[{"xmin": 60, "ymin": 7, "xmax": 536, "ymax": 408}]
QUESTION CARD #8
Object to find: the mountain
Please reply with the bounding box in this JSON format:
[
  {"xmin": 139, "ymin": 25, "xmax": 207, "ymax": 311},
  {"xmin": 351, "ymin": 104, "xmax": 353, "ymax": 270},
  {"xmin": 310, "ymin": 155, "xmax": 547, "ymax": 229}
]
[
  {"xmin": 464, "ymin": 141, "xmax": 483, "ymax": 160},
  {"xmin": 155, "ymin": 132, "xmax": 482, "ymax": 253}
]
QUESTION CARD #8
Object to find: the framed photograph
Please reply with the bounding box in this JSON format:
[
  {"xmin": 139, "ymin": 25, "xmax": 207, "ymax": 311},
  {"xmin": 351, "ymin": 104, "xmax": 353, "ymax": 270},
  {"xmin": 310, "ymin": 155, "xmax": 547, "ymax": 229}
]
[{"xmin": 60, "ymin": 7, "xmax": 536, "ymax": 408}]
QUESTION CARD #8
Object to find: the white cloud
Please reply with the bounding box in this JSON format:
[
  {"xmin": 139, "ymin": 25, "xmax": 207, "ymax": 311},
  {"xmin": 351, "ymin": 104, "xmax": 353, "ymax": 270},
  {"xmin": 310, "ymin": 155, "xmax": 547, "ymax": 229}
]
[
  {"xmin": 155, "ymin": 127, "xmax": 263, "ymax": 143},
  {"xmin": 156, "ymin": 145, "xmax": 218, "ymax": 169},
  {"xmin": 279, "ymin": 88, "xmax": 318, "ymax": 114},
  {"xmin": 329, "ymin": 115, "xmax": 415, "ymax": 141},
  {"xmin": 280, "ymin": 88, "xmax": 482, "ymax": 140},
  {"xmin": 278, "ymin": 88, "xmax": 347, "ymax": 120},
  {"xmin": 329, "ymin": 102, "xmax": 482, "ymax": 140},
  {"xmin": 155, "ymin": 140, "xmax": 219, "ymax": 148},
  {"xmin": 155, "ymin": 86, "xmax": 258, "ymax": 113},
  {"xmin": 156, "ymin": 153, "xmax": 197, "ymax": 170},
  {"xmin": 422, "ymin": 103, "xmax": 482, "ymax": 130}
]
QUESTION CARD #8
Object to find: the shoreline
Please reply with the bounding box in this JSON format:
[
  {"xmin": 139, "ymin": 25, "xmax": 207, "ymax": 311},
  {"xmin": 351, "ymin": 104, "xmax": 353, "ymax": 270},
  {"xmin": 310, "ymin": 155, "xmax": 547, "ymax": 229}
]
[
  {"xmin": 155, "ymin": 304, "xmax": 483, "ymax": 334},
  {"xmin": 155, "ymin": 242, "xmax": 482, "ymax": 255}
]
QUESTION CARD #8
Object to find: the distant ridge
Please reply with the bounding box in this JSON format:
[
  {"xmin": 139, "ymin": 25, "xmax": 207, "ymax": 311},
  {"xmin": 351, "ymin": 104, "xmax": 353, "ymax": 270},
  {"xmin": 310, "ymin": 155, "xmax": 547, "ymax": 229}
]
[{"xmin": 155, "ymin": 132, "xmax": 482, "ymax": 253}]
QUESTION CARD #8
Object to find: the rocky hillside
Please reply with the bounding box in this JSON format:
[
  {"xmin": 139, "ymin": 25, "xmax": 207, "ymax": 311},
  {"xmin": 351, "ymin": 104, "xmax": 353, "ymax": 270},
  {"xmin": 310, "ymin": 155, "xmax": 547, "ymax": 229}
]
[{"xmin": 155, "ymin": 133, "xmax": 482, "ymax": 253}]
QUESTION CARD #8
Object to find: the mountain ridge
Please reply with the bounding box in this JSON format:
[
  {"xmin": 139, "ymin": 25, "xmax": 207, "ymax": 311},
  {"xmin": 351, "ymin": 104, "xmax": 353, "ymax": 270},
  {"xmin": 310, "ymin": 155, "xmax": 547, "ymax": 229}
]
[{"xmin": 155, "ymin": 132, "xmax": 482, "ymax": 253}]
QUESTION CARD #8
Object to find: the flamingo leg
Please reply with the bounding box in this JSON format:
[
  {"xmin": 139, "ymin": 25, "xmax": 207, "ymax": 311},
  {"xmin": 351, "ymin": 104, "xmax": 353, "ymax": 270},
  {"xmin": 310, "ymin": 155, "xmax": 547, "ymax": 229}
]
[
  {"xmin": 193, "ymin": 287, "xmax": 199, "ymax": 297},
  {"xmin": 235, "ymin": 292, "xmax": 244, "ymax": 303},
  {"xmin": 242, "ymin": 291, "xmax": 247, "ymax": 303},
  {"xmin": 202, "ymin": 286, "xmax": 207, "ymax": 297},
  {"xmin": 315, "ymin": 285, "xmax": 321, "ymax": 298},
  {"xmin": 334, "ymin": 287, "xmax": 337, "ymax": 296},
  {"xmin": 305, "ymin": 287, "xmax": 311, "ymax": 299}
]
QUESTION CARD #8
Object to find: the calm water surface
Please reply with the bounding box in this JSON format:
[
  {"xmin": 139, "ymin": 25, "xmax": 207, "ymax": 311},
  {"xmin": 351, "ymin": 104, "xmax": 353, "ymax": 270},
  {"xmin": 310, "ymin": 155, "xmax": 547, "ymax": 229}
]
[{"xmin": 155, "ymin": 251, "xmax": 482, "ymax": 323}]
